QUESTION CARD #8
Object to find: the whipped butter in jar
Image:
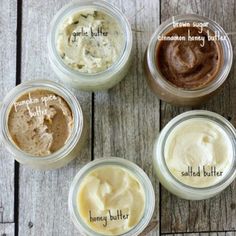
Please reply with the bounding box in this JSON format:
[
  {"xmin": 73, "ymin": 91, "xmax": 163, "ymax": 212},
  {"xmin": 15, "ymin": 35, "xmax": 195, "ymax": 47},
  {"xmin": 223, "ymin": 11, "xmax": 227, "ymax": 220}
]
[
  {"xmin": 153, "ymin": 110, "xmax": 236, "ymax": 200},
  {"xmin": 144, "ymin": 14, "xmax": 233, "ymax": 106},
  {"xmin": 48, "ymin": 0, "xmax": 132, "ymax": 91},
  {"xmin": 69, "ymin": 158, "xmax": 155, "ymax": 236},
  {"xmin": 0, "ymin": 80, "xmax": 87, "ymax": 169}
]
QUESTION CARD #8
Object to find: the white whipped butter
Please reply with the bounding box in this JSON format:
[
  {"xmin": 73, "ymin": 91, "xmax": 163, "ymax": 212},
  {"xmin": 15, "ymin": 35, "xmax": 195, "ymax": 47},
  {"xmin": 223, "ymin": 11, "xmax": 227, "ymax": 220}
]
[
  {"xmin": 77, "ymin": 165, "xmax": 145, "ymax": 235},
  {"xmin": 56, "ymin": 10, "xmax": 124, "ymax": 73},
  {"xmin": 164, "ymin": 118, "xmax": 233, "ymax": 188}
]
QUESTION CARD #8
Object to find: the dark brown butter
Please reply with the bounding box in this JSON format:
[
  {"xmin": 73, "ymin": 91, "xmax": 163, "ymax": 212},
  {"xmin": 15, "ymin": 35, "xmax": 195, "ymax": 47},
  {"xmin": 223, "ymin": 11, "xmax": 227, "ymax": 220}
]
[{"xmin": 156, "ymin": 26, "xmax": 223, "ymax": 89}]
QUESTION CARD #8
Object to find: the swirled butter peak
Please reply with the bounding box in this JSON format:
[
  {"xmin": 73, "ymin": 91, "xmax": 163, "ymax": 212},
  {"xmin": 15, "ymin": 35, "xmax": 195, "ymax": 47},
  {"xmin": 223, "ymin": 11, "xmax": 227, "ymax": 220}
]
[
  {"xmin": 77, "ymin": 165, "xmax": 145, "ymax": 235},
  {"xmin": 164, "ymin": 118, "xmax": 233, "ymax": 188}
]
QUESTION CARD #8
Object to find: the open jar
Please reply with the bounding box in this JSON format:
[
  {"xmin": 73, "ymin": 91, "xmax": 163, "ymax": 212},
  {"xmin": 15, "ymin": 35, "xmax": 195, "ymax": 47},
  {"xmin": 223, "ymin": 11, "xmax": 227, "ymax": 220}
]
[
  {"xmin": 144, "ymin": 14, "xmax": 233, "ymax": 106},
  {"xmin": 48, "ymin": 0, "xmax": 133, "ymax": 91},
  {"xmin": 68, "ymin": 157, "xmax": 155, "ymax": 236},
  {"xmin": 153, "ymin": 110, "xmax": 236, "ymax": 200},
  {"xmin": 0, "ymin": 80, "xmax": 87, "ymax": 169}
]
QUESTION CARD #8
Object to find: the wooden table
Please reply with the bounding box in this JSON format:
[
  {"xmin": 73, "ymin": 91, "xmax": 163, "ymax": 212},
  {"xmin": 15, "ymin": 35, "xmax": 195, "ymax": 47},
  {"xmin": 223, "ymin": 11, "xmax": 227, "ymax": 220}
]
[{"xmin": 0, "ymin": 0, "xmax": 236, "ymax": 235}]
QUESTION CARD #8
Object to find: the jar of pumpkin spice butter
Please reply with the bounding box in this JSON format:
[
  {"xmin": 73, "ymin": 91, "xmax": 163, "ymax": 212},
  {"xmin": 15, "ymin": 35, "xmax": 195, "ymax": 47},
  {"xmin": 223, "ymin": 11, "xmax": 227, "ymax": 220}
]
[
  {"xmin": 0, "ymin": 80, "xmax": 87, "ymax": 169},
  {"xmin": 144, "ymin": 14, "xmax": 233, "ymax": 106}
]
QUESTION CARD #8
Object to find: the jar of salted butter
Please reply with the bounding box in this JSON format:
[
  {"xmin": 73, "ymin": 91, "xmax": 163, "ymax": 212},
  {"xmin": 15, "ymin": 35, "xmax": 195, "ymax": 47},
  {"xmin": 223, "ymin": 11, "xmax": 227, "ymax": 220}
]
[
  {"xmin": 0, "ymin": 80, "xmax": 87, "ymax": 169},
  {"xmin": 153, "ymin": 110, "xmax": 236, "ymax": 200},
  {"xmin": 48, "ymin": 0, "xmax": 133, "ymax": 91}
]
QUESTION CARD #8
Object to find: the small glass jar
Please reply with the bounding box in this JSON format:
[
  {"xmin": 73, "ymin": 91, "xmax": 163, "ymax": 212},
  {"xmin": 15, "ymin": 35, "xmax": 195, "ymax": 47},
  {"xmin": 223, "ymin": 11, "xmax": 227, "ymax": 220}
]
[
  {"xmin": 144, "ymin": 14, "xmax": 233, "ymax": 106},
  {"xmin": 0, "ymin": 80, "xmax": 87, "ymax": 170},
  {"xmin": 47, "ymin": 0, "xmax": 132, "ymax": 91},
  {"xmin": 68, "ymin": 157, "xmax": 155, "ymax": 236},
  {"xmin": 153, "ymin": 110, "xmax": 236, "ymax": 200}
]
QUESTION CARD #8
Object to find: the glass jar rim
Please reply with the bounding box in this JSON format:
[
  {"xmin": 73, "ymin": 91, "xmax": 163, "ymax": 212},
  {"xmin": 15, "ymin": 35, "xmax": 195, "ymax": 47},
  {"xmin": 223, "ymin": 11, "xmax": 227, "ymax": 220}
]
[
  {"xmin": 47, "ymin": 0, "xmax": 132, "ymax": 83},
  {"xmin": 0, "ymin": 79, "xmax": 84, "ymax": 164},
  {"xmin": 147, "ymin": 14, "xmax": 233, "ymax": 98},
  {"xmin": 155, "ymin": 110, "xmax": 236, "ymax": 193},
  {"xmin": 68, "ymin": 157, "xmax": 155, "ymax": 236}
]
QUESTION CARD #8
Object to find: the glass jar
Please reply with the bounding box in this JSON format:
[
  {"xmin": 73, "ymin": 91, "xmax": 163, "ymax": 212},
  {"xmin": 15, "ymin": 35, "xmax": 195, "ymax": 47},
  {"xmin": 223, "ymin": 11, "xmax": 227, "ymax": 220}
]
[
  {"xmin": 47, "ymin": 0, "xmax": 133, "ymax": 91},
  {"xmin": 153, "ymin": 110, "xmax": 236, "ymax": 200},
  {"xmin": 68, "ymin": 157, "xmax": 155, "ymax": 236},
  {"xmin": 0, "ymin": 80, "xmax": 87, "ymax": 170},
  {"xmin": 144, "ymin": 14, "xmax": 233, "ymax": 106}
]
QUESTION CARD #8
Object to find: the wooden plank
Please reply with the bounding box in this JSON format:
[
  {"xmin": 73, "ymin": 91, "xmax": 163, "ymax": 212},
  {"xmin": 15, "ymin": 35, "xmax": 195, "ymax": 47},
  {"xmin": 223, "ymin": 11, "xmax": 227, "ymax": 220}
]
[
  {"xmin": 0, "ymin": 0, "xmax": 17, "ymax": 223},
  {"xmin": 162, "ymin": 232, "xmax": 236, "ymax": 236},
  {"xmin": 18, "ymin": 0, "xmax": 92, "ymax": 235},
  {"xmin": 0, "ymin": 223, "xmax": 15, "ymax": 236},
  {"xmin": 160, "ymin": 0, "xmax": 236, "ymax": 233},
  {"xmin": 94, "ymin": 0, "xmax": 160, "ymax": 235}
]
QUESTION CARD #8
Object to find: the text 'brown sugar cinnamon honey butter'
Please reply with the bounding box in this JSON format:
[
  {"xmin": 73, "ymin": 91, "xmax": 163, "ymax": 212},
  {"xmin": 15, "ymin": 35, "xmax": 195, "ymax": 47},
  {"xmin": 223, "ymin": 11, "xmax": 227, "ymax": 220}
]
[
  {"xmin": 0, "ymin": 80, "xmax": 87, "ymax": 169},
  {"xmin": 68, "ymin": 158, "xmax": 155, "ymax": 236},
  {"xmin": 156, "ymin": 26, "xmax": 222, "ymax": 89},
  {"xmin": 144, "ymin": 14, "xmax": 233, "ymax": 106}
]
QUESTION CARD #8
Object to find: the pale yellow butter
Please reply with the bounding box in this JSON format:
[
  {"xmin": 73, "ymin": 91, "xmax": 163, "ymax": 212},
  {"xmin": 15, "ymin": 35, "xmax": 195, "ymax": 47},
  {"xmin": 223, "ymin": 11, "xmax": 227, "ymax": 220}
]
[
  {"xmin": 77, "ymin": 165, "xmax": 145, "ymax": 235},
  {"xmin": 57, "ymin": 10, "xmax": 124, "ymax": 74},
  {"xmin": 164, "ymin": 118, "xmax": 233, "ymax": 188}
]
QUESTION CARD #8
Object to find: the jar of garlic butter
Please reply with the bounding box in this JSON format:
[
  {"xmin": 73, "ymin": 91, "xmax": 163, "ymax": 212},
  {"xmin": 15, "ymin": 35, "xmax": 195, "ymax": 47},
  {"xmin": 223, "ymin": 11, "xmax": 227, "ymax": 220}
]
[
  {"xmin": 153, "ymin": 110, "xmax": 236, "ymax": 200},
  {"xmin": 48, "ymin": 0, "xmax": 133, "ymax": 91},
  {"xmin": 0, "ymin": 80, "xmax": 87, "ymax": 169},
  {"xmin": 68, "ymin": 157, "xmax": 155, "ymax": 236}
]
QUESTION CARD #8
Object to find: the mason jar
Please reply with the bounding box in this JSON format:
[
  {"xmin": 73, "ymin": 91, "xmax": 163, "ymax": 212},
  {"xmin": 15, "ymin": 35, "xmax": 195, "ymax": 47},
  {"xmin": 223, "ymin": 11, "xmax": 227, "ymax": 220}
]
[
  {"xmin": 0, "ymin": 80, "xmax": 87, "ymax": 169},
  {"xmin": 68, "ymin": 157, "xmax": 155, "ymax": 236},
  {"xmin": 48, "ymin": 0, "xmax": 133, "ymax": 91},
  {"xmin": 153, "ymin": 110, "xmax": 236, "ymax": 200},
  {"xmin": 144, "ymin": 14, "xmax": 233, "ymax": 106}
]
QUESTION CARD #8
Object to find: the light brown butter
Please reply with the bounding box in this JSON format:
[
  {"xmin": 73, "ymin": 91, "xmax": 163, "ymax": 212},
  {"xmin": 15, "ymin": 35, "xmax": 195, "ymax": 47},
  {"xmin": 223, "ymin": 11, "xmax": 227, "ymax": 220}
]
[{"xmin": 8, "ymin": 89, "xmax": 74, "ymax": 156}]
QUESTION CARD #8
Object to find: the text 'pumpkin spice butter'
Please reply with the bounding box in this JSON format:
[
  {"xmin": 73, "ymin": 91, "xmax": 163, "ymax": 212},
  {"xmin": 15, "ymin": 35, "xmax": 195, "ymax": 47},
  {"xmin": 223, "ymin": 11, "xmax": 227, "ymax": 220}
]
[
  {"xmin": 144, "ymin": 14, "xmax": 233, "ymax": 106},
  {"xmin": 0, "ymin": 80, "xmax": 87, "ymax": 169},
  {"xmin": 8, "ymin": 89, "xmax": 74, "ymax": 157}
]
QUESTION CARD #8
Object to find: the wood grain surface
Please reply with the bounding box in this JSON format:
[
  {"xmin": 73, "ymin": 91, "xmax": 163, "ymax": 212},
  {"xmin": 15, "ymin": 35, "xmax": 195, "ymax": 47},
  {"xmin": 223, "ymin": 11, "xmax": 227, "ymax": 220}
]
[
  {"xmin": 0, "ymin": 0, "xmax": 17, "ymax": 225},
  {"xmin": 0, "ymin": 223, "xmax": 15, "ymax": 236},
  {"xmin": 160, "ymin": 0, "xmax": 236, "ymax": 233},
  {"xmin": 18, "ymin": 0, "xmax": 91, "ymax": 235},
  {"xmin": 162, "ymin": 233, "xmax": 236, "ymax": 236},
  {"xmin": 94, "ymin": 0, "xmax": 160, "ymax": 235},
  {"xmin": 0, "ymin": 0, "xmax": 236, "ymax": 235}
]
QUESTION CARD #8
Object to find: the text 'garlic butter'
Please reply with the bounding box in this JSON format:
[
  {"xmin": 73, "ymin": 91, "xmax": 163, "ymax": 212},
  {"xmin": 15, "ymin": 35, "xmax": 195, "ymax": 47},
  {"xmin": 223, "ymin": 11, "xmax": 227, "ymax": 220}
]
[{"xmin": 56, "ymin": 10, "xmax": 125, "ymax": 74}]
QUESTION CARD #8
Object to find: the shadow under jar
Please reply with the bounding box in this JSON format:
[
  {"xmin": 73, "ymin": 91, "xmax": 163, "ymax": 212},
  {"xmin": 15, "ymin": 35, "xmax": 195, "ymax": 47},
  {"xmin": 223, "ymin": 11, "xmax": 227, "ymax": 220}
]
[
  {"xmin": 0, "ymin": 80, "xmax": 87, "ymax": 170},
  {"xmin": 48, "ymin": 0, "xmax": 132, "ymax": 91},
  {"xmin": 144, "ymin": 14, "xmax": 233, "ymax": 106}
]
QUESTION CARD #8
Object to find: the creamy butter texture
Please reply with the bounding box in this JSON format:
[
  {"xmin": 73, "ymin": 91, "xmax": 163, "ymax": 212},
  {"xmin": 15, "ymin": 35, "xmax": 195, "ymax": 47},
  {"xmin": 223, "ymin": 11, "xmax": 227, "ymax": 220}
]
[
  {"xmin": 77, "ymin": 165, "xmax": 145, "ymax": 235},
  {"xmin": 8, "ymin": 90, "xmax": 73, "ymax": 157},
  {"xmin": 164, "ymin": 118, "xmax": 233, "ymax": 188},
  {"xmin": 56, "ymin": 10, "xmax": 124, "ymax": 73}
]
